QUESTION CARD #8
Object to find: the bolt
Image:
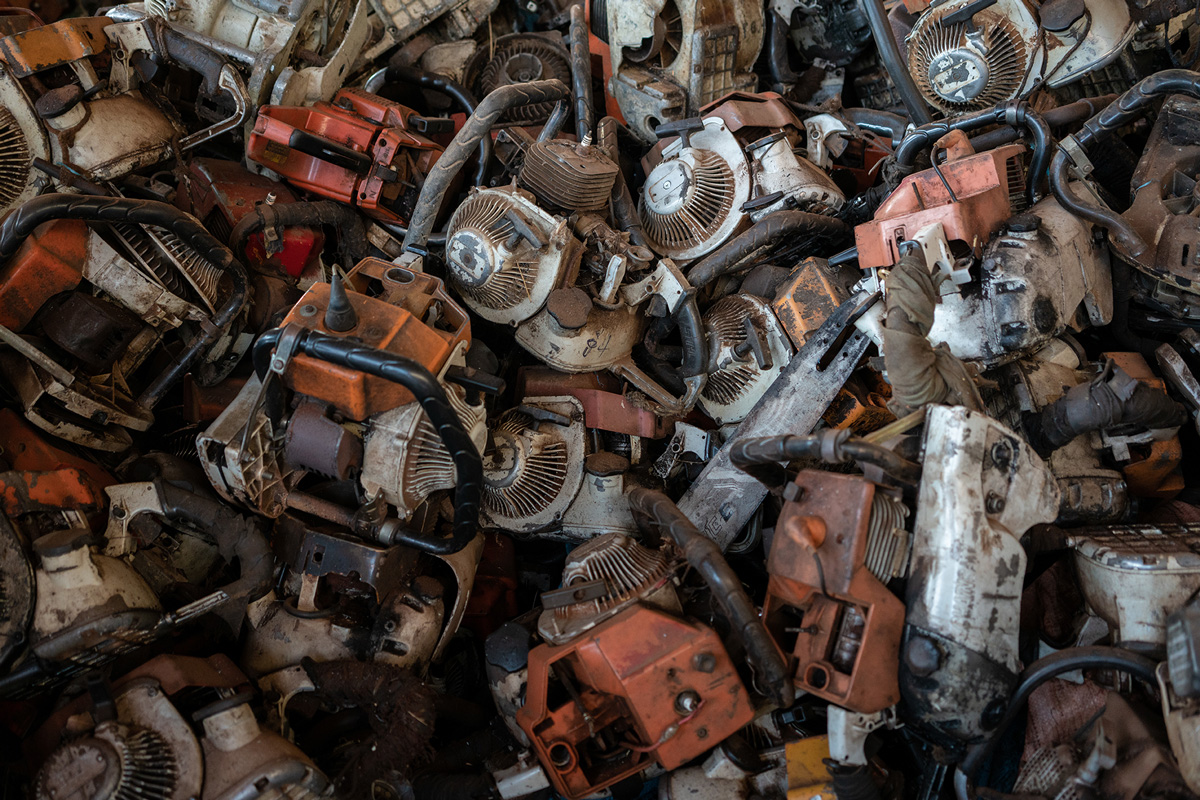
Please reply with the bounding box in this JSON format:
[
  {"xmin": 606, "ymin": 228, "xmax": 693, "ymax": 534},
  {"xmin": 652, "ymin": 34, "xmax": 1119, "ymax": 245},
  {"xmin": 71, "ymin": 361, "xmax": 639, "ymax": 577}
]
[
  {"xmin": 299, "ymin": 304, "xmax": 318, "ymax": 317},
  {"xmin": 782, "ymin": 483, "xmax": 805, "ymax": 503},
  {"xmin": 674, "ymin": 690, "xmax": 701, "ymax": 714},
  {"xmin": 905, "ymin": 636, "xmax": 940, "ymax": 677},
  {"xmin": 693, "ymin": 652, "xmax": 716, "ymax": 673},
  {"xmin": 112, "ymin": 506, "xmax": 126, "ymax": 519},
  {"xmin": 985, "ymin": 492, "xmax": 1006, "ymax": 515},
  {"xmin": 990, "ymin": 441, "xmax": 1012, "ymax": 470},
  {"xmin": 696, "ymin": 727, "xmax": 708, "ymax": 739}
]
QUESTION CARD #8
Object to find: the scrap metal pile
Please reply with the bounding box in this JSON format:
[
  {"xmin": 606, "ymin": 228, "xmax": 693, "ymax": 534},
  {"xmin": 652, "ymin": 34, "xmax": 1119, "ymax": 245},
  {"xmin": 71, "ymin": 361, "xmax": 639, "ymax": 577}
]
[{"xmin": 8, "ymin": 0, "xmax": 1200, "ymax": 796}]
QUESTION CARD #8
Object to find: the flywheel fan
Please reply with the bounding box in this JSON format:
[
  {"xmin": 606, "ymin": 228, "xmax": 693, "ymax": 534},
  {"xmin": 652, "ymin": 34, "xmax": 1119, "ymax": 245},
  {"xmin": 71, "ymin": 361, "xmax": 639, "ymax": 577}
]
[
  {"xmin": 36, "ymin": 725, "xmax": 178, "ymax": 800},
  {"xmin": 444, "ymin": 187, "xmax": 577, "ymax": 326},
  {"xmin": 639, "ymin": 117, "xmax": 751, "ymax": 261},
  {"xmin": 906, "ymin": 2, "xmax": 1030, "ymax": 113},
  {"xmin": 466, "ymin": 33, "xmax": 572, "ymax": 125},
  {"xmin": 700, "ymin": 295, "xmax": 793, "ymax": 426},
  {"xmin": 480, "ymin": 397, "xmax": 585, "ymax": 534}
]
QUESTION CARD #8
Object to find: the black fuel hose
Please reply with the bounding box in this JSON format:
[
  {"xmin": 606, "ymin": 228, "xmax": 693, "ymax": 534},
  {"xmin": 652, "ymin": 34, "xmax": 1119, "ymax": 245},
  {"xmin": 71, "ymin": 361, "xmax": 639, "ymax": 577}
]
[
  {"xmin": 627, "ymin": 487, "xmax": 795, "ymax": 709},
  {"xmin": 597, "ymin": 115, "xmax": 651, "ymax": 250},
  {"xmin": 967, "ymin": 95, "xmax": 1116, "ymax": 151},
  {"xmin": 252, "ymin": 327, "xmax": 480, "ymax": 555},
  {"xmin": 893, "ymin": 102, "xmax": 1052, "ymax": 205},
  {"xmin": 766, "ymin": 9, "xmax": 802, "ymax": 91},
  {"xmin": 569, "ymin": 4, "xmax": 594, "ymax": 141},
  {"xmin": 957, "ymin": 646, "xmax": 1159, "ymax": 798},
  {"xmin": 862, "ymin": 0, "xmax": 932, "ymax": 125},
  {"xmin": 728, "ymin": 431, "xmax": 923, "ymax": 484},
  {"xmin": 376, "ymin": 64, "xmax": 492, "ymax": 189},
  {"xmin": 228, "ymin": 200, "xmax": 370, "ymax": 269},
  {"xmin": 0, "ymin": 194, "xmax": 248, "ymax": 410},
  {"xmin": 1049, "ymin": 69, "xmax": 1200, "ymax": 259},
  {"xmin": 686, "ymin": 210, "xmax": 849, "ymax": 289},
  {"xmin": 402, "ymin": 79, "xmax": 571, "ymax": 252}
]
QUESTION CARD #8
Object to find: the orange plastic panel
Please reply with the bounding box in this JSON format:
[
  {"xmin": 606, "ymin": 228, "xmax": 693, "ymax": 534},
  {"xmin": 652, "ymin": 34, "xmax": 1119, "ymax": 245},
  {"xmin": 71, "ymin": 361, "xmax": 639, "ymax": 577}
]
[
  {"xmin": 518, "ymin": 604, "xmax": 754, "ymax": 799},
  {"xmin": 0, "ymin": 218, "xmax": 87, "ymax": 330},
  {"xmin": 279, "ymin": 260, "xmax": 469, "ymax": 419},
  {"xmin": 855, "ymin": 143, "xmax": 1026, "ymax": 269}
]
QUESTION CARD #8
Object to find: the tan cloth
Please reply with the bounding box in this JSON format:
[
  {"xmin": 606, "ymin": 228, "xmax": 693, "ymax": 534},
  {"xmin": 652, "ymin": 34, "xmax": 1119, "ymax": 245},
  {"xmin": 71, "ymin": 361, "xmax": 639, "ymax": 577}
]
[{"xmin": 883, "ymin": 252, "xmax": 985, "ymax": 414}]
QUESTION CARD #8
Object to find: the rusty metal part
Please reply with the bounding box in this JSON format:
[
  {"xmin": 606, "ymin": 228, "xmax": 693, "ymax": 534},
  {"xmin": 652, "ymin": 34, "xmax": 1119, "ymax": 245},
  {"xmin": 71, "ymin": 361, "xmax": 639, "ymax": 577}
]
[
  {"xmin": 516, "ymin": 603, "xmax": 755, "ymax": 800},
  {"xmin": 764, "ymin": 470, "xmax": 905, "ymax": 713},
  {"xmin": 0, "ymin": 17, "xmax": 108, "ymax": 75},
  {"xmin": 772, "ymin": 258, "xmax": 853, "ymax": 350},
  {"xmin": 517, "ymin": 368, "xmax": 675, "ymax": 438}
]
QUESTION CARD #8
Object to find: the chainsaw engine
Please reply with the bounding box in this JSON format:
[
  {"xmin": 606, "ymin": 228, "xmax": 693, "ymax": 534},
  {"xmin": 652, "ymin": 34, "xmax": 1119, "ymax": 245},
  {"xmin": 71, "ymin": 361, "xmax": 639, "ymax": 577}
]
[
  {"xmin": 511, "ymin": 531, "xmax": 755, "ymax": 800},
  {"xmin": 763, "ymin": 469, "xmax": 909, "ymax": 713},
  {"xmin": 905, "ymin": 0, "xmax": 1136, "ymax": 113},
  {"xmin": 241, "ymin": 514, "xmax": 478, "ymax": 679},
  {"xmin": 0, "ymin": 474, "xmax": 271, "ymax": 699},
  {"xmin": 639, "ymin": 96, "xmax": 844, "ymax": 261},
  {"xmin": 596, "ymin": 0, "xmax": 764, "ymax": 142},
  {"xmin": 116, "ymin": 0, "xmax": 369, "ymax": 108},
  {"xmin": 0, "ymin": 205, "xmax": 250, "ymax": 451},
  {"xmin": 198, "ymin": 258, "xmax": 484, "ymax": 528},
  {"xmin": 900, "ymin": 406, "xmax": 1059, "ymax": 745},
  {"xmin": 31, "ymin": 654, "xmax": 332, "ymax": 800},
  {"xmin": 247, "ymin": 89, "xmax": 445, "ymax": 225}
]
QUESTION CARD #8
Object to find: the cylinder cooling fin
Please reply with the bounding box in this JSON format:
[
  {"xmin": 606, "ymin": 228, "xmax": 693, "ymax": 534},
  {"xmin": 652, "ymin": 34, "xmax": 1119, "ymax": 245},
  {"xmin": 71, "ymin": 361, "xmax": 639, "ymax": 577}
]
[
  {"xmin": 361, "ymin": 382, "xmax": 488, "ymax": 519},
  {"xmin": 639, "ymin": 118, "xmax": 752, "ymax": 261},
  {"xmin": 0, "ymin": 67, "xmax": 50, "ymax": 217},
  {"xmin": 517, "ymin": 139, "xmax": 621, "ymax": 213},
  {"xmin": 537, "ymin": 531, "xmax": 681, "ymax": 644}
]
